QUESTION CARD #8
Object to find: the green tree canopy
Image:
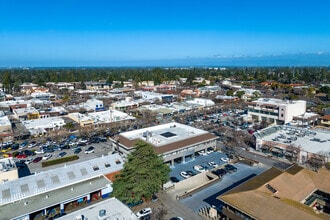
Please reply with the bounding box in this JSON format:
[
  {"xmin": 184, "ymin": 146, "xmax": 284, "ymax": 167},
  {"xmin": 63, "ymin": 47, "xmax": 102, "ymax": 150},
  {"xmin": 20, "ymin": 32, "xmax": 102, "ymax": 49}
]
[{"xmin": 112, "ymin": 140, "xmax": 170, "ymax": 204}]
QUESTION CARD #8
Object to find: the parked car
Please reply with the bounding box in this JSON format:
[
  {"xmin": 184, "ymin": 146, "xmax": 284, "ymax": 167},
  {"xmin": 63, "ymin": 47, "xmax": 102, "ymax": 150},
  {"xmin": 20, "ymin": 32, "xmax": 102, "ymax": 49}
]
[
  {"xmin": 74, "ymin": 148, "xmax": 82, "ymax": 154},
  {"xmin": 23, "ymin": 150, "xmax": 35, "ymax": 156},
  {"xmin": 136, "ymin": 208, "xmax": 152, "ymax": 218},
  {"xmin": 127, "ymin": 199, "xmax": 143, "ymax": 208},
  {"xmin": 194, "ymin": 165, "xmax": 206, "ymax": 172},
  {"xmin": 84, "ymin": 146, "xmax": 95, "ymax": 154},
  {"xmin": 151, "ymin": 194, "xmax": 158, "ymax": 202},
  {"xmin": 58, "ymin": 152, "xmax": 67, "ymax": 158},
  {"xmin": 42, "ymin": 153, "xmax": 52, "ymax": 160},
  {"xmin": 25, "ymin": 158, "xmax": 33, "ymax": 164},
  {"xmin": 197, "ymin": 150, "xmax": 208, "ymax": 156},
  {"xmin": 224, "ymin": 164, "xmax": 237, "ymax": 172},
  {"xmin": 170, "ymin": 217, "xmax": 184, "ymax": 220},
  {"xmin": 212, "ymin": 168, "xmax": 227, "ymax": 177},
  {"xmin": 16, "ymin": 153, "xmax": 27, "ymax": 159},
  {"xmin": 3, "ymin": 153, "xmax": 12, "ymax": 158},
  {"xmin": 186, "ymin": 170, "xmax": 196, "ymax": 176},
  {"xmin": 221, "ymin": 157, "xmax": 229, "ymax": 163},
  {"xmin": 33, "ymin": 157, "xmax": 42, "ymax": 163},
  {"xmin": 180, "ymin": 171, "xmax": 190, "ymax": 179},
  {"xmin": 207, "ymin": 161, "xmax": 218, "ymax": 168},
  {"xmin": 170, "ymin": 176, "xmax": 180, "ymax": 183},
  {"xmin": 35, "ymin": 149, "xmax": 44, "ymax": 154}
]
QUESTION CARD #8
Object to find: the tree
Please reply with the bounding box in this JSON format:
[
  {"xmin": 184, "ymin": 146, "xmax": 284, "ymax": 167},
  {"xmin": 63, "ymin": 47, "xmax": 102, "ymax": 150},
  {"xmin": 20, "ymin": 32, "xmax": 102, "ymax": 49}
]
[{"xmin": 112, "ymin": 140, "xmax": 170, "ymax": 204}]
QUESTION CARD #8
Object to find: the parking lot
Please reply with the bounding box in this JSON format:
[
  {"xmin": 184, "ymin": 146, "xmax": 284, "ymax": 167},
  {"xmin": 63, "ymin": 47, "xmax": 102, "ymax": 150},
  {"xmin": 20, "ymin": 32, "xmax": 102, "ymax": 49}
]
[
  {"xmin": 179, "ymin": 162, "xmax": 268, "ymax": 213},
  {"xmin": 11, "ymin": 139, "xmax": 113, "ymax": 174},
  {"xmin": 169, "ymin": 151, "xmax": 229, "ymax": 181}
]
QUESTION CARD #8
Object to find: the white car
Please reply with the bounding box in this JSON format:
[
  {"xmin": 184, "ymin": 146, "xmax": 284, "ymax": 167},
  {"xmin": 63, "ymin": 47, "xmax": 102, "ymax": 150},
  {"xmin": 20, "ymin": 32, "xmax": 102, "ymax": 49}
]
[
  {"xmin": 84, "ymin": 146, "xmax": 95, "ymax": 154},
  {"xmin": 208, "ymin": 161, "xmax": 218, "ymax": 168},
  {"xmin": 198, "ymin": 150, "xmax": 207, "ymax": 156},
  {"xmin": 193, "ymin": 165, "xmax": 206, "ymax": 172},
  {"xmin": 136, "ymin": 207, "xmax": 152, "ymax": 218},
  {"xmin": 35, "ymin": 149, "xmax": 44, "ymax": 154},
  {"xmin": 42, "ymin": 153, "xmax": 52, "ymax": 160},
  {"xmin": 25, "ymin": 158, "xmax": 33, "ymax": 164},
  {"xmin": 180, "ymin": 171, "xmax": 190, "ymax": 179},
  {"xmin": 221, "ymin": 157, "xmax": 229, "ymax": 163}
]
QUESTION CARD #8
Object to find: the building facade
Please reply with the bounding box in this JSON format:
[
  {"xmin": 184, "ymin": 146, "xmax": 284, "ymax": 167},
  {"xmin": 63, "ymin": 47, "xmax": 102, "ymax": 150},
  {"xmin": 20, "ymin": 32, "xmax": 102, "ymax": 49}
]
[
  {"xmin": 247, "ymin": 98, "xmax": 306, "ymax": 124},
  {"xmin": 110, "ymin": 122, "xmax": 218, "ymax": 166}
]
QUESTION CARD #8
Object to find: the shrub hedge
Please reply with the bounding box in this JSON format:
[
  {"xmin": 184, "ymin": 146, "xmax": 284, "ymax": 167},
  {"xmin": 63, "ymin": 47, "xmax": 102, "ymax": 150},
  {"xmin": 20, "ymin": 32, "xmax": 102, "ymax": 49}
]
[{"xmin": 41, "ymin": 155, "xmax": 79, "ymax": 167}]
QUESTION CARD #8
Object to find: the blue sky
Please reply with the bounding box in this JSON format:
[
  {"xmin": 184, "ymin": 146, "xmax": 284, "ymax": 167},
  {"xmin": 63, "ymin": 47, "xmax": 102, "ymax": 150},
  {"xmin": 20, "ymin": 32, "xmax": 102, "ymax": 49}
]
[{"xmin": 0, "ymin": 0, "xmax": 330, "ymax": 66}]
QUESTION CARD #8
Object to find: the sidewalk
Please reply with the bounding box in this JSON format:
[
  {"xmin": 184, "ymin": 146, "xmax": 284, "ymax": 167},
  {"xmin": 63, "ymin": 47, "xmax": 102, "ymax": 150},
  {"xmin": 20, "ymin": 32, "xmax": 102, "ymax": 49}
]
[{"xmin": 157, "ymin": 190, "xmax": 204, "ymax": 220}]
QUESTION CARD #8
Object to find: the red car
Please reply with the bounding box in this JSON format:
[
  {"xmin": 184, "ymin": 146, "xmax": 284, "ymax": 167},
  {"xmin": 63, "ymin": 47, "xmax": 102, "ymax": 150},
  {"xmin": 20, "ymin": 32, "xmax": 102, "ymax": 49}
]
[
  {"xmin": 16, "ymin": 154, "xmax": 27, "ymax": 159},
  {"xmin": 33, "ymin": 157, "xmax": 42, "ymax": 163}
]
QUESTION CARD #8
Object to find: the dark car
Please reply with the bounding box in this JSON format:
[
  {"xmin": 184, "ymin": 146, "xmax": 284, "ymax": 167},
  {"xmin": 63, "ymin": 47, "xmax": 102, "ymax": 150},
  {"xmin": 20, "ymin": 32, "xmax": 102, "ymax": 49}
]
[
  {"xmin": 43, "ymin": 148, "xmax": 55, "ymax": 153},
  {"xmin": 11, "ymin": 143, "xmax": 20, "ymax": 150},
  {"xmin": 224, "ymin": 164, "xmax": 237, "ymax": 173},
  {"xmin": 58, "ymin": 152, "xmax": 67, "ymax": 158},
  {"xmin": 127, "ymin": 199, "xmax": 143, "ymax": 208},
  {"xmin": 33, "ymin": 157, "xmax": 42, "ymax": 163},
  {"xmin": 74, "ymin": 148, "xmax": 82, "ymax": 154},
  {"xmin": 186, "ymin": 170, "xmax": 196, "ymax": 176},
  {"xmin": 23, "ymin": 150, "xmax": 35, "ymax": 156},
  {"xmin": 212, "ymin": 168, "xmax": 227, "ymax": 177},
  {"xmin": 170, "ymin": 176, "xmax": 180, "ymax": 183}
]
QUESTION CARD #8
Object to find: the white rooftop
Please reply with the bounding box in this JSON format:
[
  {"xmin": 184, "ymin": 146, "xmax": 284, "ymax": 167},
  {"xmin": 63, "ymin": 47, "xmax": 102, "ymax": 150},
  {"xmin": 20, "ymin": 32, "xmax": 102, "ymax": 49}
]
[
  {"xmin": 88, "ymin": 110, "xmax": 135, "ymax": 124},
  {"xmin": 256, "ymin": 126, "xmax": 330, "ymax": 155},
  {"xmin": 0, "ymin": 115, "xmax": 11, "ymax": 126},
  {"xmin": 252, "ymin": 98, "xmax": 306, "ymax": 106},
  {"xmin": 60, "ymin": 198, "xmax": 138, "ymax": 220},
  {"xmin": 120, "ymin": 122, "xmax": 208, "ymax": 147},
  {"xmin": 13, "ymin": 107, "xmax": 38, "ymax": 115},
  {"xmin": 22, "ymin": 117, "xmax": 65, "ymax": 129},
  {"xmin": 0, "ymin": 154, "xmax": 124, "ymax": 205}
]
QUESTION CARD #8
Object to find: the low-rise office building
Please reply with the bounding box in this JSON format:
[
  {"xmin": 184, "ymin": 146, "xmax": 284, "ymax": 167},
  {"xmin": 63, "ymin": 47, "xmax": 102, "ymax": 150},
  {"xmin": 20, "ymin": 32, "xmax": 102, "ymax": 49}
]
[
  {"xmin": 0, "ymin": 113, "xmax": 14, "ymax": 143},
  {"xmin": 111, "ymin": 122, "xmax": 218, "ymax": 165},
  {"xmin": 0, "ymin": 154, "xmax": 124, "ymax": 220},
  {"xmin": 22, "ymin": 117, "xmax": 65, "ymax": 137},
  {"xmin": 13, "ymin": 107, "xmax": 40, "ymax": 121},
  {"xmin": 247, "ymin": 98, "xmax": 306, "ymax": 124},
  {"xmin": 254, "ymin": 125, "xmax": 330, "ymax": 164},
  {"xmin": 0, "ymin": 158, "xmax": 18, "ymax": 183}
]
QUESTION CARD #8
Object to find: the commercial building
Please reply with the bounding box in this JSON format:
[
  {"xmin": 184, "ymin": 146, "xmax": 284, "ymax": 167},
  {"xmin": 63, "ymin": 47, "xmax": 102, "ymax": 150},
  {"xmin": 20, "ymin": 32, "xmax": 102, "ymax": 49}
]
[
  {"xmin": 60, "ymin": 198, "xmax": 138, "ymax": 220},
  {"xmin": 21, "ymin": 117, "xmax": 65, "ymax": 137},
  {"xmin": 320, "ymin": 115, "xmax": 330, "ymax": 127},
  {"xmin": 0, "ymin": 154, "xmax": 124, "ymax": 220},
  {"xmin": 247, "ymin": 98, "xmax": 306, "ymax": 124},
  {"xmin": 0, "ymin": 113, "xmax": 14, "ymax": 142},
  {"xmin": 13, "ymin": 107, "xmax": 40, "ymax": 121},
  {"xmin": 88, "ymin": 109, "xmax": 135, "ymax": 130},
  {"xmin": 0, "ymin": 158, "xmax": 18, "ymax": 183},
  {"xmin": 84, "ymin": 81, "xmax": 111, "ymax": 91},
  {"xmin": 254, "ymin": 125, "xmax": 330, "ymax": 164},
  {"xmin": 111, "ymin": 122, "xmax": 218, "ymax": 165},
  {"xmin": 218, "ymin": 165, "xmax": 330, "ymax": 220}
]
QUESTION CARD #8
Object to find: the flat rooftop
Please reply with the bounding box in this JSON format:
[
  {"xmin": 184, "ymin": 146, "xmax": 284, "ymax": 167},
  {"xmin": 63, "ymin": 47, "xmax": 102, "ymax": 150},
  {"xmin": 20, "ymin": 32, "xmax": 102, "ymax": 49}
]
[
  {"xmin": 60, "ymin": 198, "xmax": 138, "ymax": 220},
  {"xmin": 0, "ymin": 154, "xmax": 123, "ymax": 205},
  {"xmin": 88, "ymin": 110, "xmax": 135, "ymax": 124},
  {"xmin": 120, "ymin": 122, "xmax": 208, "ymax": 147},
  {"xmin": 252, "ymin": 98, "xmax": 305, "ymax": 105},
  {"xmin": 256, "ymin": 126, "xmax": 330, "ymax": 154}
]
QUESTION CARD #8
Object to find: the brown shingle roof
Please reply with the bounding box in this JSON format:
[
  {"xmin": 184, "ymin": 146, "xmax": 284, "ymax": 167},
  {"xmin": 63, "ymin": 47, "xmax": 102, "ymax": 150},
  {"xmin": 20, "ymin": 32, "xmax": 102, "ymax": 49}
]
[{"xmin": 219, "ymin": 166, "xmax": 330, "ymax": 220}]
